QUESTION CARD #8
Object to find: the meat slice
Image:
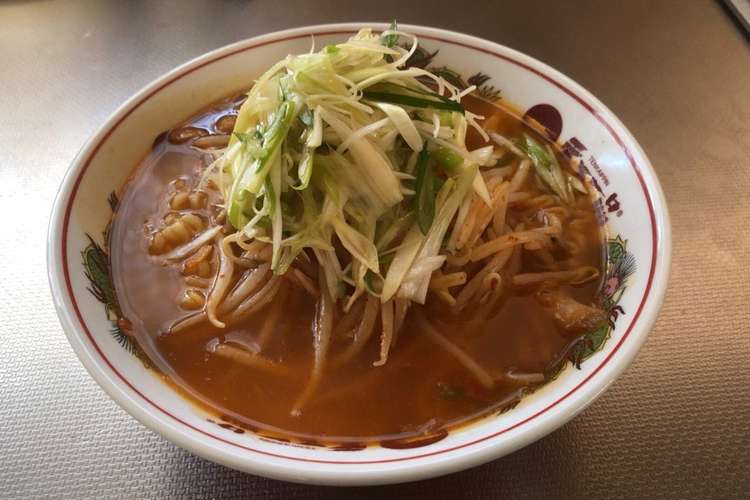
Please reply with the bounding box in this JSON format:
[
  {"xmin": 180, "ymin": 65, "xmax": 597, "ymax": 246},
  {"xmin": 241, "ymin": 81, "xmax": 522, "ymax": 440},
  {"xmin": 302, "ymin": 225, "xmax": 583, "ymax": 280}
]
[{"xmin": 535, "ymin": 288, "xmax": 608, "ymax": 335}]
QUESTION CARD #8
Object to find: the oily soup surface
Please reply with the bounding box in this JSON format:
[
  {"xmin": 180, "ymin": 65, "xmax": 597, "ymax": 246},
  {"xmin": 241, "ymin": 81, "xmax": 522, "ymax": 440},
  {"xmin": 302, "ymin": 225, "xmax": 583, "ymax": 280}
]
[{"xmin": 111, "ymin": 95, "xmax": 605, "ymax": 443}]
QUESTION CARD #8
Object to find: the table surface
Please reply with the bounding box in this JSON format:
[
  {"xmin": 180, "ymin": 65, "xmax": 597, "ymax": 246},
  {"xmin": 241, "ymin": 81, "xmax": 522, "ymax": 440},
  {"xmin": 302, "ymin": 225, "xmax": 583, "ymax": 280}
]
[{"xmin": 2, "ymin": 0, "xmax": 749, "ymax": 497}]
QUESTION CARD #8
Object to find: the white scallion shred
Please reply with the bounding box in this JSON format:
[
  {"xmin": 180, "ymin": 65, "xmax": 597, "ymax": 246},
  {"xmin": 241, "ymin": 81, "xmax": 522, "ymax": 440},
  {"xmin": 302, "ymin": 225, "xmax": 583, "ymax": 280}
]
[{"xmin": 207, "ymin": 25, "xmax": 571, "ymax": 323}]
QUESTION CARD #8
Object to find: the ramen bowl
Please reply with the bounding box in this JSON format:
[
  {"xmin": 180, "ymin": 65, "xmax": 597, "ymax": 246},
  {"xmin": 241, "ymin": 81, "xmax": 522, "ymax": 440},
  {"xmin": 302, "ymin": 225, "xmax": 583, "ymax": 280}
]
[{"xmin": 47, "ymin": 23, "xmax": 670, "ymax": 485}]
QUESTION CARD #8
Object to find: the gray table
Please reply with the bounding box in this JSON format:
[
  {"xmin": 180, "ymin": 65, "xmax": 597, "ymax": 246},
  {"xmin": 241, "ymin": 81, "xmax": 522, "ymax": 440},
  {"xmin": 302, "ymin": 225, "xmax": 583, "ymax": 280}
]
[{"xmin": 2, "ymin": 0, "xmax": 749, "ymax": 497}]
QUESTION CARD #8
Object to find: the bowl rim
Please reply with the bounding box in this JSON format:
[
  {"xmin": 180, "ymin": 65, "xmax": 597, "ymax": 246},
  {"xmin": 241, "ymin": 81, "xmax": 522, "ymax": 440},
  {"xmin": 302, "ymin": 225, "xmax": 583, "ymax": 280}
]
[{"xmin": 47, "ymin": 22, "xmax": 672, "ymax": 485}]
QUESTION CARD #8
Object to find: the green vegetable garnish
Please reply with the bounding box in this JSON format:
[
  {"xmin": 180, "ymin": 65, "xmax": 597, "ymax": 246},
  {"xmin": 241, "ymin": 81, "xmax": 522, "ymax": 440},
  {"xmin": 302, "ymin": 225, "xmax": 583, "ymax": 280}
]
[
  {"xmin": 232, "ymin": 131, "xmax": 252, "ymax": 144},
  {"xmin": 432, "ymin": 146, "xmax": 463, "ymax": 175},
  {"xmin": 518, "ymin": 134, "xmax": 573, "ymax": 203},
  {"xmin": 363, "ymin": 82, "xmax": 464, "ymax": 113},
  {"xmin": 382, "ymin": 20, "xmax": 399, "ymax": 48},
  {"xmin": 519, "ymin": 134, "xmax": 552, "ymax": 168},
  {"xmin": 203, "ymin": 25, "xmax": 490, "ymax": 300},
  {"xmin": 414, "ymin": 148, "xmax": 435, "ymax": 234},
  {"xmin": 246, "ymin": 100, "xmax": 295, "ymax": 193}
]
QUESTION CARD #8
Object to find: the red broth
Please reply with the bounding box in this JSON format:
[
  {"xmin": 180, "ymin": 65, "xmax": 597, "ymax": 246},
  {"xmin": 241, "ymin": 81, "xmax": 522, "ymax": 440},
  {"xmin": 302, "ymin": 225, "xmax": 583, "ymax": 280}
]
[{"xmin": 110, "ymin": 94, "xmax": 605, "ymax": 445}]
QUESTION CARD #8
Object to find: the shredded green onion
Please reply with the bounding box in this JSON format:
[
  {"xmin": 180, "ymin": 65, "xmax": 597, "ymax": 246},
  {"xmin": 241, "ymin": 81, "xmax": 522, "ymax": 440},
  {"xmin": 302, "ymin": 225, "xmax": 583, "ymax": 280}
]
[
  {"xmin": 414, "ymin": 148, "xmax": 435, "ymax": 234},
  {"xmin": 202, "ymin": 26, "xmax": 525, "ymax": 301},
  {"xmin": 363, "ymin": 82, "xmax": 465, "ymax": 113},
  {"xmin": 518, "ymin": 134, "xmax": 572, "ymax": 203}
]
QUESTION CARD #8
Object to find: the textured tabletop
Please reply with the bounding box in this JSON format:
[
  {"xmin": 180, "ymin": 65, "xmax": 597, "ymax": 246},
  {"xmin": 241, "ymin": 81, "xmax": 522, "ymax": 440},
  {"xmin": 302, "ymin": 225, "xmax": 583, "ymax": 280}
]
[{"xmin": 1, "ymin": 0, "xmax": 749, "ymax": 497}]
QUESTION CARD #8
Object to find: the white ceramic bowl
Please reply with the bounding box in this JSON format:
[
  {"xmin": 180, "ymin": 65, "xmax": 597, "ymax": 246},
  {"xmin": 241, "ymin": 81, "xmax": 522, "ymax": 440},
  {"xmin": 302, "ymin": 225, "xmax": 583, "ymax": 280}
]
[{"xmin": 48, "ymin": 23, "xmax": 671, "ymax": 485}]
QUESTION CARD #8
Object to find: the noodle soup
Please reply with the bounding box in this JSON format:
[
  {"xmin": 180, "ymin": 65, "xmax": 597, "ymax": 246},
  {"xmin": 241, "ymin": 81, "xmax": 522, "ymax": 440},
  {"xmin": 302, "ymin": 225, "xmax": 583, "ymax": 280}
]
[{"xmin": 110, "ymin": 27, "xmax": 607, "ymax": 445}]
